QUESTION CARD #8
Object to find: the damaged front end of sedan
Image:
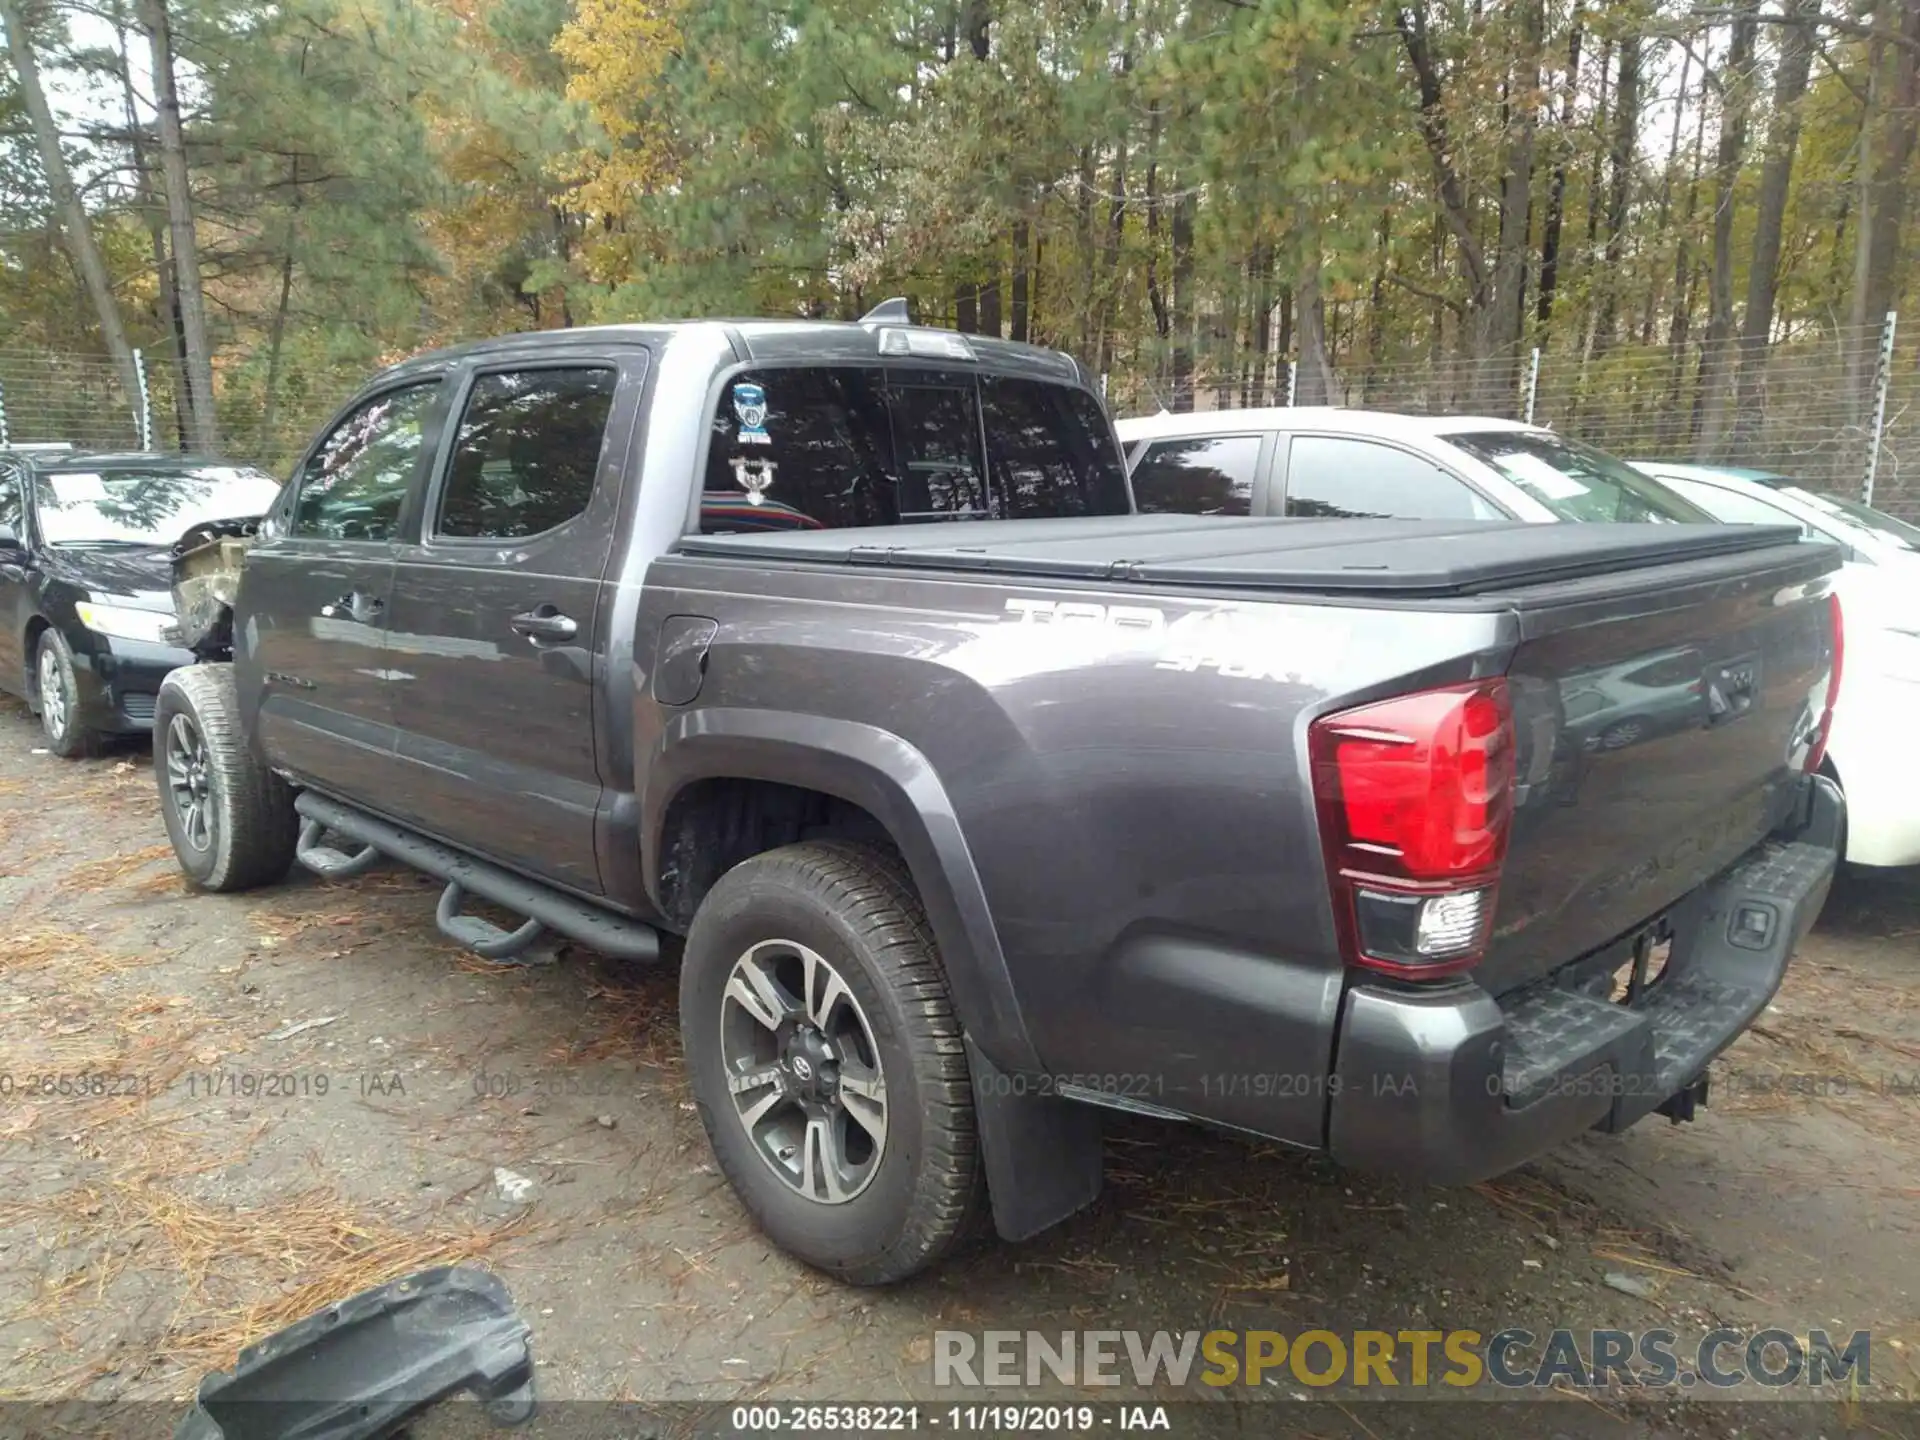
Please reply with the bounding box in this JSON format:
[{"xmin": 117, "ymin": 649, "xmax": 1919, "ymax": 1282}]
[{"xmin": 167, "ymin": 518, "xmax": 261, "ymax": 662}]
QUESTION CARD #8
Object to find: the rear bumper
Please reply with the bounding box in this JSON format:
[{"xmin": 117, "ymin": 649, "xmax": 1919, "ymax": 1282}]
[
  {"xmin": 1326, "ymin": 775, "xmax": 1843, "ymax": 1185},
  {"xmin": 71, "ymin": 635, "xmax": 192, "ymax": 733}
]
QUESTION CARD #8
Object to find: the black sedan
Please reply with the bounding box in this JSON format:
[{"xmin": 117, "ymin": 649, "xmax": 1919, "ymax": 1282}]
[{"xmin": 0, "ymin": 451, "xmax": 281, "ymax": 756}]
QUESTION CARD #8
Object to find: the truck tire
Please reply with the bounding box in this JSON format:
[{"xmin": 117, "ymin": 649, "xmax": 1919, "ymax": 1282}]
[
  {"xmin": 153, "ymin": 664, "xmax": 298, "ymax": 893},
  {"xmin": 35, "ymin": 629, "xmax": 103, "ymax": 758},
  {"xmin": 680, "ymin": 840, "xmax": 984, "ymax": 1284}
]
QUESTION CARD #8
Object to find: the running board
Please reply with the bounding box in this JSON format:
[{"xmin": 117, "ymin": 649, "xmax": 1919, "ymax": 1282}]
[{"xmin": 292, "ymin": 791, "xmax": 661, "ymax": 964}]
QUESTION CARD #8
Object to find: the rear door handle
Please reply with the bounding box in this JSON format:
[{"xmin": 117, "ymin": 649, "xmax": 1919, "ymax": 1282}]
[{"xmin": 511, "ymin": 607, "xmax": 578, "ymax": 643}]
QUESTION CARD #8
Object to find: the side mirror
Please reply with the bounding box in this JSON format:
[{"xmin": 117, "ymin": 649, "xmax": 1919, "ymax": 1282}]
[{"xmin": 0, "ymin": 522, "xmax": 21, "ymax": 550}]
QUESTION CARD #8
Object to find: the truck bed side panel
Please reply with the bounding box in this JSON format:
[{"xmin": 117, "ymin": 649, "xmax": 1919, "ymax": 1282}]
[{"xmin": 638, "ymin": 556, "xmax": 1513, "ymax": 1148}]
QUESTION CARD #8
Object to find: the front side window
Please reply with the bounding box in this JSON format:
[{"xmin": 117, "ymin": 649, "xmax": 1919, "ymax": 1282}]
[
  {"xmin": 1129, "ymin": 434, "xmax": 1261, "ymax": 516},
  {"xmin": 1447, "ymin": 431, "xmax": 1711, "ymax": 524},
  {"xmin": 293, "ymin": 383, "xmax": 441, "ymax": 541},
  {"xmin": 32, "ymin": 466, "xmax": 281, "ymax": 546},
  {"xmin": 437, "ymin": 368, "xmax": 617, "ymax": 539},
  {"xmin": 699, "ymin": 367, "xmax": 1129, "ymax": 533},
  {"xmin": 1285, "ymin": 436, "xmax": 1503, "ymax": 521}
]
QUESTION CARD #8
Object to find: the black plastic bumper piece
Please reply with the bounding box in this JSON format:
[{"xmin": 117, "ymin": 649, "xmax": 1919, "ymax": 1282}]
[
  {"xmin": 173, "ymin": 1266, "xmax": 534, "ymax": 1440},
  {"xmin": 1327, "ymin": 775, "xmax": 1842, "ymax": 1185}
]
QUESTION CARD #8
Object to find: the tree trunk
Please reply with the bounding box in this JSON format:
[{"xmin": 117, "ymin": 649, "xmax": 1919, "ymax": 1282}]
[
  {"xmin": 1295, "ymin": 248, "xmax": 1336, "ymax": 406},
  {"xmin": 1010, "ymin": 220, "xmax": 1030, "ymax": 343},
  {"xmin": 1848, "ymin": 0, "xmax": 1920, "ymax": 408},
  {"xmin": 1366, "ymin": 216, "xmax": 1389, "ymax": 403},
  {"xmin": 1247, "ymin": 245, "xmax": 1275, "ymax": 407},
  {"xmin": 1484, "ymin": 0, "xmax": 1543, "ymax": 409},
  {"xmin": 1575, "ymin": 34, "xmax": 1612, "ymax": 371},
  {"xmin": 1, "ymin": 0, "xmax": 143, "ymax": 416},
  {"xmin": 978, "ymin": 272, "xmax": 1001, "ymax": 339},
  {"xmin": 1144, "ymin": 104, "xmax": 1168, "ymax": 345},
  {"xmin": 1695, "ymin": 2, "xmax": 1760, "ymax": 459},
  {"xmin": 1075, "ymin": 146, "xmax": 1097, "ymax": 360},
  {"xmin": 1537, "ymin": 19, "xmax": 1581, "ymax": 329},
  {"xmin": 954, "ymin": 282, "xmax": 978, "ymax": 334},
  {"xmin": 1593, "ymin": 33, "xmax": 1641, "ymax": 356},
  {"xmin": 1732, "ymin": 0, "xmax": 1819, "ymax": 452},
  {"xmin": 139, "ymin": 0, "xmax": 218, "ymax": 452},
  {"xmin": 116, "ymin": 5, "xmax": 180, "ymax": 443},
  {"xmin": 1664, "ymin": 46, "xmax": 1712, "ymax": 452},
  {"xmin": 1169, "ymin": 195, "xmax": 1194, "ymax": 410},
  {"xmin": 1644, "ymin": 38, "xmax": 1693, "ymax": 345},
  {"xmin": 1397, "ymin": 4, "xmax": 1491, "ymax": 353},
  {"xmin": 260, "ymin": 248, "xmax": 294, "ymax": 462}
]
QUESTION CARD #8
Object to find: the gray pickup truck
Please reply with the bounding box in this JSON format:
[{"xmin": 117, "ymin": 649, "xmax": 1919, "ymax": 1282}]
[{"xmin": 155, "ymin": 308, "xmax": 1845, "ymax": 1284}]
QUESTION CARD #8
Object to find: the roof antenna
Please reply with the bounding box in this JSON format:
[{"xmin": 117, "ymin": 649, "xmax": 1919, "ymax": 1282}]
[{"xmin": 859, "ymin": 297, "xmax": 912, "ymax": 326}]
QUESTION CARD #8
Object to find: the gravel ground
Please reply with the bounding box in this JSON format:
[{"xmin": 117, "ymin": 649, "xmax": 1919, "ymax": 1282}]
[{"xmin": 0, "ymin": 695, "xmax": 1916, "ymax": 1439}]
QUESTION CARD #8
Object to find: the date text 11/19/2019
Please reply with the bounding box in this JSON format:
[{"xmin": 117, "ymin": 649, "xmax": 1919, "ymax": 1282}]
[{"xmin": 727, "ymin": 1405, "xmax": 1170, "ymax": 1432}]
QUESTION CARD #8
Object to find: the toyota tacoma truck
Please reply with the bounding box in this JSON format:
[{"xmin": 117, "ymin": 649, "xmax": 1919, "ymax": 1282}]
[{"xmin": 154, "ymin": 306, "xmax": 1846, "ymax": 1285}]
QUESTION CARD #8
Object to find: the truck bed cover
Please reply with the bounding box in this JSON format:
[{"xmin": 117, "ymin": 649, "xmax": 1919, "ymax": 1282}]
[{"xmin": 673, "ymin": 516, "xmax": 1811, "ymax": 597}]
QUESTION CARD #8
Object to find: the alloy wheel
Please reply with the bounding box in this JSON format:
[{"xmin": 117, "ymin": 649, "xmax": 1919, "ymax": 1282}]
[
  {"xmin": 37, "ymin": 645, "xmax": 68, "ymax": 739},
  {"xmin": 719, "ymin": 939, "xmax": 888, "ymax": 1205},
  {"xmin": 165, "ymin": 713, "xmax": 215, "ymax": 852}
]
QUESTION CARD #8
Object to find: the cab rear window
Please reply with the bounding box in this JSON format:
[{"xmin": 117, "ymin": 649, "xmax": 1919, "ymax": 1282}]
[{"xmin": 699, "ymin": 365, "xmax": 1129, "ymax": 533}]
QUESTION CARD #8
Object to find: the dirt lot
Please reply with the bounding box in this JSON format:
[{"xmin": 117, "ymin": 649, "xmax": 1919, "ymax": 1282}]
[{"xmin": 2, "ymin": 694, "xmax": 1918, "ymax": 1438}]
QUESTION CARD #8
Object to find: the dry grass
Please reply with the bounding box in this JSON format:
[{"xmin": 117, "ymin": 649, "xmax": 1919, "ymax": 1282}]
[
  {"xmin": 60, "ymin": 844, "xmax": 175, "ymax": 893},
  {"xmin": 566, "ymin": 969, "xmax": 683, "ymax": 1071},
  {"xmin": 11, "ymin": 1166, "xmax": 530, "ymax": 1383},
  {"xmin": 248, "ymin": 902, "xmax": 373, "ymax": 950},
  {"xmin": 2, "ymin": 927, "xmax": 124, "ymax": 979}
]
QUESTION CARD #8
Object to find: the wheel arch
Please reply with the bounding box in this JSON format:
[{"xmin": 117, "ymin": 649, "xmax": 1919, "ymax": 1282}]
[{"xmin": 642, "ymin": 708, "xmax": 1041, "ymax": 1077}]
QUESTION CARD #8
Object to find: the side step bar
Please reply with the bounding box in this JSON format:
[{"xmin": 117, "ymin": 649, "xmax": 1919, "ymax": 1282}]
[{"xmin": 292, "ymin": 791, "xmax": 661, "ymax": 965}]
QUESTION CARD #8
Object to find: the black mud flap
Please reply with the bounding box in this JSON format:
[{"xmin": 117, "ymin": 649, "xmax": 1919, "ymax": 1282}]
[
  {"xmin": 173, "ymin": 1266, "xmax": 535, "ymax": 1440},
  {"xmin": 966, "ymin": 1038, "xmax": 1104, "ymax": 1242}
]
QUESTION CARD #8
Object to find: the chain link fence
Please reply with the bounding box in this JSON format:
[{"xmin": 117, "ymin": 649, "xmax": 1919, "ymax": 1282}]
[
  {"xmin": 1107, "ymin": 314, "xmax": 1920, "ymax": 520},
  {"xmin": 4, "ymin": 316, "xmax": 1917, "ymax": 519},
  {"xmin": 0, "ymin": 346, "xmax": 357, "ymax": 472}
]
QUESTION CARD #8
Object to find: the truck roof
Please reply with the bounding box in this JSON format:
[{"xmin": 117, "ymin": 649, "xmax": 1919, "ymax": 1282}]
[
  {"xmin": 372, "ymin": 318, "xmax": 1085, "ymax": 386},
  {"xmin": 1114, "ymin": 407, "xmax": 1542, "ymax": 444}
]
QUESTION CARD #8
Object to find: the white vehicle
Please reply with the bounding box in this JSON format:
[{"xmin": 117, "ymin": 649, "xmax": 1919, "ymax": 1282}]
[
  {"xmin": 1631, "ymin": 462, "xmax": 1920, "ymax": 870},
  {"xmin": 1112, "ymin": 408, "xmax": 1714, "ymax": 525}
]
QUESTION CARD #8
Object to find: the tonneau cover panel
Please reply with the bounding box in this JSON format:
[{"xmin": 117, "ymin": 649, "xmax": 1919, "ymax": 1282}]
[{"xmin": 673, "ymin": 516, "xmax": 1809, "ymax": 596}]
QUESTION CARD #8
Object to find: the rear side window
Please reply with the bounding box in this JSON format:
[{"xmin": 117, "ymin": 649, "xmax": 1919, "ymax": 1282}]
[
  {"xmin": 700, "ymin": 366, "xmax": 1128, "ymax": 532},
  {"xmin": 1129, "ymin": 435, "xmax": 1260, "ymax": 516},
  {"xmin": 1285, "ymin": 436, "xmax": 1501, "ymax": 521},
  {"xmin": 437, "ymin": 367, "xmax": 617, "ymax": 539},
  {"xmin": 294, "ymin": 383, "xmax": 441, "ymax": 542},
  {"xmin": 1661, "ymin": 478, "xmax": 1814, "ymax": 537},
  {"xmin": 1447, "ymin": 431, "xmax": 1711, "ymax": 524}
]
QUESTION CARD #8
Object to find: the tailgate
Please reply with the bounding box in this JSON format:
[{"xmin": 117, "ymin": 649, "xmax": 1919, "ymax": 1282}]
[{"xmin": 1482, "ymin": 541, "xmax": 1838, "ymax": 997}]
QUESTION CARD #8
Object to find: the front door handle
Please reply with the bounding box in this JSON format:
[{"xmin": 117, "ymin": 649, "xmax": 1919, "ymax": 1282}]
[
  {"xmin": 511, "ymin": 606, "xmax": 578, "ymax": 643},
  {"xmin": 321, "ymin": 592, "xmax": 385, "ymax": 623}
]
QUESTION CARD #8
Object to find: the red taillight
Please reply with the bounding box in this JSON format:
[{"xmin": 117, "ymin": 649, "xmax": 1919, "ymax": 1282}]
[
  {"xmin": 1804, "ymin": 592, "xmax": 1843, "ymax": 775},
  {"xmin": 1310, "ymin": 679, "xmax": 1515, "ymax": 979}
]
